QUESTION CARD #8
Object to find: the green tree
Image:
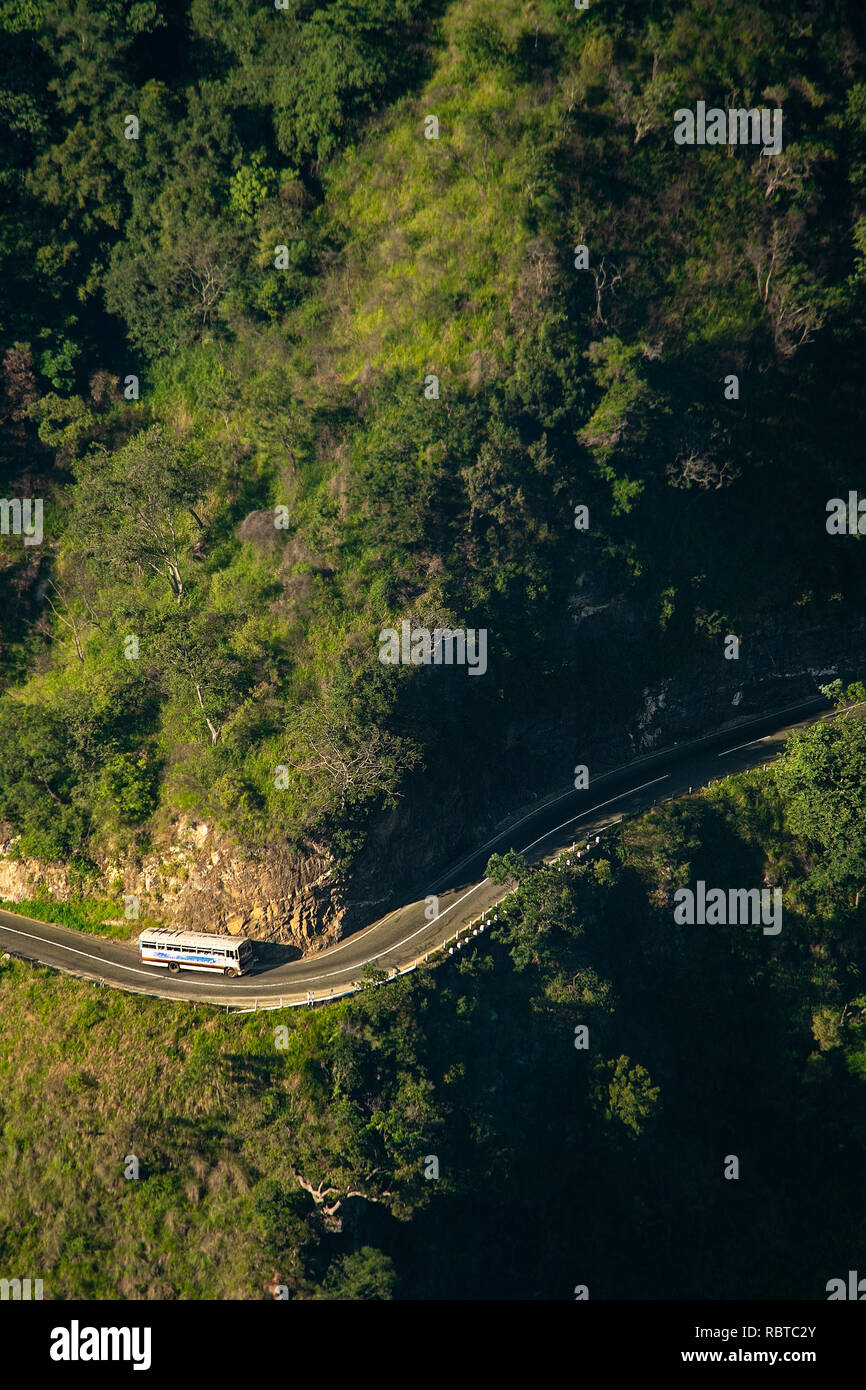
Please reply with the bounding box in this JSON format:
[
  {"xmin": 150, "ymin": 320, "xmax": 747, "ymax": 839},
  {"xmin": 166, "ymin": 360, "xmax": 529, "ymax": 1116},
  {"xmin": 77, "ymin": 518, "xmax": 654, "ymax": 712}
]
[
  {"xmin": 774, "ymin": 710, "xmax": 866, "ymax": 906},
  {"xmin": 147, "ymin": 610, "xmax": 243, "ymax": 744},
  {"xmin": 0, "ymin": 700, "xmax": 90, "ymax": 857},
  {"xmin": 317, "ymin": 1246, "xmax": 396, "ymax": 1300},
  {"xmin": 27, "ymin": 391, "xmax": 94, "ymax": 461},
  {"xmin": 229, "ymin": 151, "xmax": 278, "ymax": 222},
  {"xmin": 485, "ymin": 849, "xmax": 528, "ymax": 886},
  {"xmin": 95, "ymin": 751, "xmax": 158, "ymax": 828},
  {"xmin": 290, "ymin": 693, "xmax": 422, "ymax": 820},
  {"xmin": 490, "ymin": 860, "xmax": 583, "ymax": 973},
  {"xmin": 72, "ymin": 426, "xmax": 206, "ymax": 598},
  {"xmin": 595, "ymin": 1055, "xmax": 660, "ymax": 1137}
]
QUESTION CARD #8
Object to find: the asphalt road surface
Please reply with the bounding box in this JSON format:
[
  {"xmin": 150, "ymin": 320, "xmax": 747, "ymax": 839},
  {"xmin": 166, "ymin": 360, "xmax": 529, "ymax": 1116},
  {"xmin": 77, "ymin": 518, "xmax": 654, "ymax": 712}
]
[{"xmin": 0, "ymin": 696, "xmax": 835, "ymax": 1010}]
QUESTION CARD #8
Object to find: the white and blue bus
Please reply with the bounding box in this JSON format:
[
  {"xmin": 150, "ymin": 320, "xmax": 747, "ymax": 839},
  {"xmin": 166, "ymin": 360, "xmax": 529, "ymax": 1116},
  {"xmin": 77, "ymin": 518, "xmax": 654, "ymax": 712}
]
[{"xmin": 138, "ymin": 928, "xmax": 254, "ymax": 978}]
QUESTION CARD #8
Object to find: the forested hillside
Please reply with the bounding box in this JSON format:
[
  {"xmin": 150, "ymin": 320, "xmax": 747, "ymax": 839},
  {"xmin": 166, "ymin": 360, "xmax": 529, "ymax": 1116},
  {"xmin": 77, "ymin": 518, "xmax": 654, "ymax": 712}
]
[
  {"xmin": 2, "ymin": 0, "xmax": 866, "ymax": 889},
  {"xmin": 2, "ymin": 0, "xmax": 866, "ymax": 1305},
  {"xmin": 2, "ymin": 695, "xmax": 864, "ymax": 1298}
]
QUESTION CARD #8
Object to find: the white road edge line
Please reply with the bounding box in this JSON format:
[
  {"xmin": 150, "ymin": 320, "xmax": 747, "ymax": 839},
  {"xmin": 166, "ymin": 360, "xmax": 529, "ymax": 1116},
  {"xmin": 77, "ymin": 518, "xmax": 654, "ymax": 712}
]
[
  {"xmin": 0, "ymin": 923, "xmax": 155, "ymax": 976},
  {"xmin": 0, "ymin": 705, "xmax": 836, "ymax": 999},
  {"xmin": 430, "ymin": 699, "xmax": 825, "ymax": 886},
  {"xmin": 0, "ymin": 772, "xmax": 676, "ymax": 991},
  {"xmin": 317, "ymin": 773, "xmax": 674, "ymax": 976},
  {"xmin": 718, "ymin": 737, "xmax": 770, "ymax": 756},
  {"xmin": 517, "ymin": 775, "xmax": 670, "ymax": 857}
]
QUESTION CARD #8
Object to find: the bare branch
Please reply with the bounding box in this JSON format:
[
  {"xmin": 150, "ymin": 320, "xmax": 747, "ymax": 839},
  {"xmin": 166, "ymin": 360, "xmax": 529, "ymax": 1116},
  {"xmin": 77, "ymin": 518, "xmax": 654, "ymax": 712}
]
[{"xmin": 195, "ymin": 683, "xmax": 221, "ymax": 744}]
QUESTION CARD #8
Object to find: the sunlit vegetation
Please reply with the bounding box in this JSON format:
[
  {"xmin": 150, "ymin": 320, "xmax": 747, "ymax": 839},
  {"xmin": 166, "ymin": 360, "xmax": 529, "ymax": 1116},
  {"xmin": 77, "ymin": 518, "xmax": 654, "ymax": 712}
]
[
  {"xmin": 2, "ymin": 0, "xmax": 866, "ymax": 875},
  {"xmin": 1, "ymin": 712, "xmax": 864, "ymax": 1297}
]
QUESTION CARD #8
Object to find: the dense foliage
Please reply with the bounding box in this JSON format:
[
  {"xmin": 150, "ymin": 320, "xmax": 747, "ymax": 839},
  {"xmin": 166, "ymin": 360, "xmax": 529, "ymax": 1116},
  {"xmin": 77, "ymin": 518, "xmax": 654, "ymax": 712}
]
[
  {"xmin": 2, "ymin": 0, "xmax": 866, "ymax": 869},
  {"xmin": 1, "ymin": 715, "xmax": 864, "ymax": 1298}
]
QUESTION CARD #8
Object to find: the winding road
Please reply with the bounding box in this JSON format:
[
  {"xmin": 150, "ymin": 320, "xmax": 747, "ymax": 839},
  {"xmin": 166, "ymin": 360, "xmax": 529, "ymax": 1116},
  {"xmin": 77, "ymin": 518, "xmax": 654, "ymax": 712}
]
[{"xmin": 0, "ymin": 695, "xmax": 835, "ymax": 1010}]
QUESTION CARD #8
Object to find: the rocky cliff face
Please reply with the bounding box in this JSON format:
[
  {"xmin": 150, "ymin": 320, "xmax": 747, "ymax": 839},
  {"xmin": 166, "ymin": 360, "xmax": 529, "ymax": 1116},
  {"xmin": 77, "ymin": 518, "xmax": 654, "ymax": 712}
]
[
  {"xmin": 342, "ymin": 604, "xmax": 866, "ymax": 930},
  {"xmin": 0, "ymin": 819, "xmax": 345, "ymax": 951},
  {"xmin": 1, "ymin": 606, "xmax": 861, "ymax": 954}
]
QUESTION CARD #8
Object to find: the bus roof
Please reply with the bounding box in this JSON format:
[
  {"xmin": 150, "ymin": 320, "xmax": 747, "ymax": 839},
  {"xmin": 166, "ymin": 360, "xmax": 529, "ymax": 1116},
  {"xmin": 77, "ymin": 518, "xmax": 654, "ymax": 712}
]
[{"xmin": 138, "ymin": 928, "xmax": 250, "ymax": 949}]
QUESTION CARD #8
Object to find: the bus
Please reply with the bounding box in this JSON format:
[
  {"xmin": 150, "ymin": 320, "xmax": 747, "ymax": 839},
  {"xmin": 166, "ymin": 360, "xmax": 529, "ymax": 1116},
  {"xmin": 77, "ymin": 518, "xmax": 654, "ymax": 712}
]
[{"xmin": 138, "ymin": 928, "xmax": 254, "ymax": 978}]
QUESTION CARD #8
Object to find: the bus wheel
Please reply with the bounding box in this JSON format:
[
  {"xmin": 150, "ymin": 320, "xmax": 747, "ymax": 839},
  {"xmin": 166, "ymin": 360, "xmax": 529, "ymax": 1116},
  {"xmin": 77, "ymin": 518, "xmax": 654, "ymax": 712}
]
[
  {"xmin": 168, "ymin": 962, "xmax": 180, "ymax": 974},
  {"xmin": 224, "ymin": 966, "xmax": 239, "ymax": 978}
]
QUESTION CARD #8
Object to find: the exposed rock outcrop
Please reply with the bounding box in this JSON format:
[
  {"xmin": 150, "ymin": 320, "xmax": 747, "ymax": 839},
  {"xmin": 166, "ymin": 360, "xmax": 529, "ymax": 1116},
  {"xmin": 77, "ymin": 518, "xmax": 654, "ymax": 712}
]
[{"xmin": 0, "ymin": 819, "xmax": 345, "ymax": 951}]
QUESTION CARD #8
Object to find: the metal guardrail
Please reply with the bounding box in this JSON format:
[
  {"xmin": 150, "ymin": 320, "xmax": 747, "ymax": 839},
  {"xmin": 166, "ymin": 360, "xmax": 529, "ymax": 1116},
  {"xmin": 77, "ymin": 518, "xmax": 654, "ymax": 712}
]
[
  {"xmin": 6, "ymin": 709, "xmax": 814, "ymax": 1015},
  {"xmin": 235, "ymin": 702, "xmax": 866, "ymax": 1011},
  {"xmin": 229, "ymin": 751, "xmax": 793, "ymax": 1013}
]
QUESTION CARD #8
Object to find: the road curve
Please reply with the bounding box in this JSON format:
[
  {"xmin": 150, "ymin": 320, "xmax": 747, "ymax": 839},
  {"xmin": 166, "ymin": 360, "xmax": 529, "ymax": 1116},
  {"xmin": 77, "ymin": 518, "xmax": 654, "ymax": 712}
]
[{"xmin": 0, "ymin": 696, "xmax": 835, "ymax": 1010}]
